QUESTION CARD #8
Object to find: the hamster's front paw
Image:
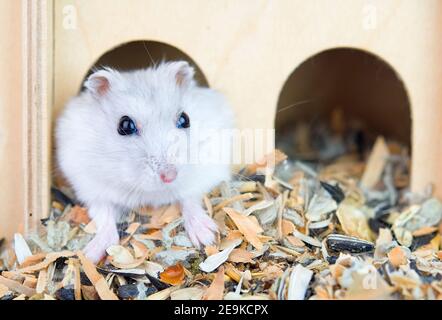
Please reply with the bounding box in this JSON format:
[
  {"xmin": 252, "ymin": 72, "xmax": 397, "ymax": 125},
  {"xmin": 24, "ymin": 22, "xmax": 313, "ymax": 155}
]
[
  {"xmin": 181, "ymin": 201, "xmax": 218, "ymax": 248},
  {"xmin": 185, "ymin": 213, "xmax": 218, "ymax": 248},
  {"xmin": 83, "ymin": 228, "xmax": 120, "ymax": 264}
]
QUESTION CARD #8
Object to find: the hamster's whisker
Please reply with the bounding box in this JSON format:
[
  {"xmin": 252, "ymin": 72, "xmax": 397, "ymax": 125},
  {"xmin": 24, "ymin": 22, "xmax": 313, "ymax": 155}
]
[
  {"xmin": 82, "ymin": 150, "xmax": 130, "ymax": 159},
  {"xmin": 121, "ymin": 132, "xmax": 154, "ymax": 156},
  {"xmin": 277, "ymin": 99, "xmax": 314, "ymax": 114},
  {"xmin": 232, "ymin": 172, "xmax": 256, "ymax": 182},
  {"xmin": 98, "ymin": 150, "xmax": 131, "ymax": 156},
  {"xmin": 124, "ymin": 173, "xmax": 144, "ymax": 199},
  {"xmin": 142, "ymin": 41, "xmax": 157, "ymax": 67},
  {"xmin": 125, "ymin": 168, "xmax": 152, "ymax": 204}
]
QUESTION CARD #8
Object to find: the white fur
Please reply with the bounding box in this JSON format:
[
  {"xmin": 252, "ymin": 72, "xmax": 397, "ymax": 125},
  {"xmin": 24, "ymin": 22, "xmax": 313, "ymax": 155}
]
[{"xmin": 55, "ymin": 61, "xmax": 234, "ymax": 262}]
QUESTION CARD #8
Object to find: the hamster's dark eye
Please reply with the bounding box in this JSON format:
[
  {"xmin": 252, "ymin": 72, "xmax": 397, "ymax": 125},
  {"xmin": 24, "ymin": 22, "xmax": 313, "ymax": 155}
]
[
  {"xmin": 118, "ymin": 116, "xmax": 138, "ymax": 136},
  {"xmin": 176, "ymin": 112, "xmax": 190, "ymax": 129}
]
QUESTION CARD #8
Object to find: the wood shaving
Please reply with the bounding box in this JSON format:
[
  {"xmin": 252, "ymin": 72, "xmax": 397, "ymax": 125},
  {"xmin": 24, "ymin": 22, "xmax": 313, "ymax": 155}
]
[{"xmin": 202, "ymin": 267, "xmax": 225, "ymax": 300}]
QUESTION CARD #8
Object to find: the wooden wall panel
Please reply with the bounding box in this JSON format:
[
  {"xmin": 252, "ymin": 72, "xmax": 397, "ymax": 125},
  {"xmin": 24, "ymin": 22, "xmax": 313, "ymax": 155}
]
[{"xmin": 0, "ymin": 0, "xmax": 24, "ymax": 239}]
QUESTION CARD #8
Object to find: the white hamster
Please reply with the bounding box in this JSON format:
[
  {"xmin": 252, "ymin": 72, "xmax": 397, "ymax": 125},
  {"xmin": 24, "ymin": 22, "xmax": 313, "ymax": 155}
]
[{"xmin": 56, "ymin": 61, "xmax": 234, "ymax": 263}]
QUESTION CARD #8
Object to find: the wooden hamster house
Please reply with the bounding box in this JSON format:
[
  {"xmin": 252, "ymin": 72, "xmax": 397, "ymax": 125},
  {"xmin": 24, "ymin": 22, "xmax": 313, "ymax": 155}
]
[{"xmin": 1, "ymin": 0, "xmax": 442, "ymax": 239}]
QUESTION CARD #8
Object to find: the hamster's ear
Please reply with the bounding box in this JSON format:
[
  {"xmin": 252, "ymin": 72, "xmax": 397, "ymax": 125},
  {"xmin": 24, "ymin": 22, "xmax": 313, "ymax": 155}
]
[
  {"xmin": 171, "ymin": 61, "xmax": 195, "ymax": 87},
  {"xmin": 84, "ymin": 68, "xmax": 118, "ymax": 97}
]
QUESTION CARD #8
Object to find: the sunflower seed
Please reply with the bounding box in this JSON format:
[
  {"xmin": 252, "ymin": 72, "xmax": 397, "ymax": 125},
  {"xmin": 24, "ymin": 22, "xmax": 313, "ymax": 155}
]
[{"xmin": 326, "ymin": 234, "xmax": 374, "ymax": 253}]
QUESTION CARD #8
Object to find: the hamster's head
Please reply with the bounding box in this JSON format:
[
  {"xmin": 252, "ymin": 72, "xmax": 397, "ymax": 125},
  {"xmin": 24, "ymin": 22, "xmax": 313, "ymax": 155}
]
[{"xmin": 75, "ymin": 61, "xmax": 230, "ymax": 200}]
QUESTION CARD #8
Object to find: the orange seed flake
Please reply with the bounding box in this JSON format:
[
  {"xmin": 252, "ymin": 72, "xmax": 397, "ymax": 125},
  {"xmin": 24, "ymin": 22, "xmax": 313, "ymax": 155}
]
[{"xmin": 159, "ymin": 263, "xmax": 185, "ymax": 286}]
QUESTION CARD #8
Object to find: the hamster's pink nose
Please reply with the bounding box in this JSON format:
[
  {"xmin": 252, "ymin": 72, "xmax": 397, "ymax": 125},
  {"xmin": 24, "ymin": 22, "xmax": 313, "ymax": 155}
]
[{"xmin": 160, "ymin": 168, "xmax": 177, "ymax": 183}]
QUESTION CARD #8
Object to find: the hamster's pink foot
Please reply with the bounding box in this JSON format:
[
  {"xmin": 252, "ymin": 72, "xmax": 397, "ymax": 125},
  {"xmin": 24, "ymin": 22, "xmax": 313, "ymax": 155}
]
[
  {"xmin": 82, "ymin": 204, "xmax": 120, "ymax": 264},
  {"xmin": 181, "ymin": 200, "xmax": 218, "ymax": 248},
  {"xmin": 83, "ymin": 226, "xmax": 120, "ymax": 264}
]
